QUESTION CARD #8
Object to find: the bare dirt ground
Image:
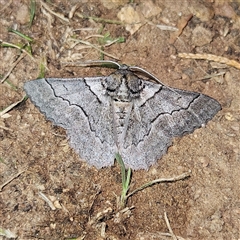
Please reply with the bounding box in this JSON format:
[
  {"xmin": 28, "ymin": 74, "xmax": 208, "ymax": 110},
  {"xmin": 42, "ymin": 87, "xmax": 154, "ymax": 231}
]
[{"xmin": 0, "ymin": 1, "xmax": 240, "ymax": 239}]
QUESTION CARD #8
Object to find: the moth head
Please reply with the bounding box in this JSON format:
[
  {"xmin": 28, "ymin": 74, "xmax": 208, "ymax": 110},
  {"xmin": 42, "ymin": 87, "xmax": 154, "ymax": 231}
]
[{"xmin": 103, "ymin": 70, "xmax": 144, "ymax": 102}]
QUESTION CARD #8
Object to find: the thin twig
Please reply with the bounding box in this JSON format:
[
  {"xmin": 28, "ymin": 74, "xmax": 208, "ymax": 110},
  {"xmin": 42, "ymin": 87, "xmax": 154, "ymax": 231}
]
[
  {"xmin": 164, "ymin": 211, "xmax": 178, "ymax": 240},
  {"xmin": 1, "ymin": 53, "xmax": 26, "ymax": 83},
  {"xmin": 126, "ymin": 171, "xmax": 190, "ymax": 199},
  {"xmin": 0, "ymin": 170, "xmax": 25, "ymax": 191}
]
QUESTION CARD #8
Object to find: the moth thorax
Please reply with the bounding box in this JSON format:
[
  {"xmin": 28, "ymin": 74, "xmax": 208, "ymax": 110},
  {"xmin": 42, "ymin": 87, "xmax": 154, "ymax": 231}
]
[
  {"xmin": 114, "ymin": 78, "xmax": 131, "ymax": 102},
  {"xmin": 104, "ymin": 70, "xmax": 144, "ymax": 102}
]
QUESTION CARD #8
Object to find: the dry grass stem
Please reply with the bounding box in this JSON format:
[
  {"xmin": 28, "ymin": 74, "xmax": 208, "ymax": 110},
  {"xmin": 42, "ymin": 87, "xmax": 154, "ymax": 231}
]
[
  {"xmin": 178, "ymin": 53, "xmax": 240, "ymax": 70},
  {"xmin": 0, "ymin": 96, "xmax": 25, "ymax": 118},
  {"xmin": 38, "ymin": 192, "xmax": 56, "ymax": 210},
  {"xmin": 70, "ymin": 39, "xmax": 120, "ymax": 60},
  {"xmin": 0, "ymin": 0, "xmax": 12, "ymax": 13},
  {"xmin": 194, "ymin": 71, "xmax": 226, "ymax": 82},
  {"xmin": 40, "ymin": 0, "xmax": 69, "ymax": 23},
  {"xmin": 87, "ymin": 207, "xmax": 113, "ymax": 226},
  {"xmin": 164, "ymin": 211, "xmax": 178, "ymax": 240},
  {"xmin": 69, "ymin": 3, "xmax": 81, "ymax": 19},
  {"xmin": 0, "ymin": 125, "xmax": 13, "ymax": 131}
]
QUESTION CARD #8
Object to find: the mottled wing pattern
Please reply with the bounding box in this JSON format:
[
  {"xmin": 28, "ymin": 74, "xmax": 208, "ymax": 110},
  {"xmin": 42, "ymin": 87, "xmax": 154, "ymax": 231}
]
[
  {"xmin": 24, "ymin": 77, "xmax": 116, "ymax": 168},
  {"xmin": 121, "ymin": 81, "xmax": 221, "ymax": 169},
  {"xmin": 24, "ymin": 68, "xmax": 221, "ymax": 170}
]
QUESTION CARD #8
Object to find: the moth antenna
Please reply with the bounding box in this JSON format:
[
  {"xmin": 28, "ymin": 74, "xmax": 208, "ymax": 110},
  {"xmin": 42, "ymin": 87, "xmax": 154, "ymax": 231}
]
[
  {"xmin": 129, "ymin": 66, "xmax": 182, "ymax": 98},
  {"xmin": 61, "ymin": 60, "xmax": 122, "ymax": 69}
]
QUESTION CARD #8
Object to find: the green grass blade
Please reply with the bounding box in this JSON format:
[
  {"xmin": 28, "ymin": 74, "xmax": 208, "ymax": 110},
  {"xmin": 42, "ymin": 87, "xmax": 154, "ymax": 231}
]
[
  {"xmin": 115, "ymin": 152, "xmax": 126, "ymax": 189},
  {"xmin": 29, "ymin": 0, "xmax": 36, "ymax": 26},
  {"xmin": 8, "ymin": 28, "xmax": 33, "ymax": 42}
]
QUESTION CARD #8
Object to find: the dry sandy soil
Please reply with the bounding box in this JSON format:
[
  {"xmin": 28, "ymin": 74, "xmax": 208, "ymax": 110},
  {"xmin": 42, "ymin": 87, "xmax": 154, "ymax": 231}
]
[{"xmin": 0, "ymin": 0, "xmax": 240, "ymax": 239}]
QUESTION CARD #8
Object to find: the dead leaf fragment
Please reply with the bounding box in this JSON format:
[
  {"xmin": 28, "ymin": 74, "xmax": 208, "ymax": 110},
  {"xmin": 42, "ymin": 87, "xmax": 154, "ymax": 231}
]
[{"xmin": 169, "ymin": 14, "xmax": 193, "ymax": 44}]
